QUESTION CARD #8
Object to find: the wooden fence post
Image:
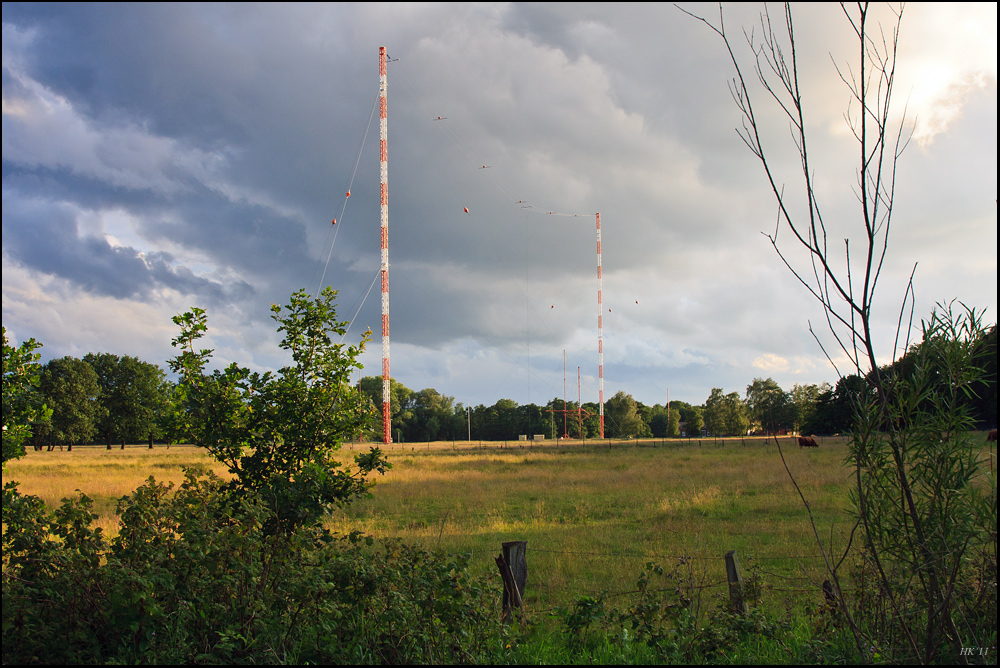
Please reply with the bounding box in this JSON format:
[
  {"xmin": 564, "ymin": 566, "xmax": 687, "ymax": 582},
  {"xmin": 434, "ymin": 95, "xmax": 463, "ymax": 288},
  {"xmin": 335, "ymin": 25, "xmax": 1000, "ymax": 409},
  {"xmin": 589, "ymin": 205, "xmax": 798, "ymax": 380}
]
[
  {"xmin": 496, "ymin": 541, "xmax": 527, "ymax": 623},
  {"xmin": 725, "ymin": 550, "xmax": 748, "ymax": 615}
]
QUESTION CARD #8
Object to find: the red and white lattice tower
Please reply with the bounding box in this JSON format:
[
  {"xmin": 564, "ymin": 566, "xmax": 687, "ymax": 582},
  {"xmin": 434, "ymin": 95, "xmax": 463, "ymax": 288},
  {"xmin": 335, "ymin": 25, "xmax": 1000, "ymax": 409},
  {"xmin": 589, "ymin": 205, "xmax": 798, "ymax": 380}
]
[
  {"xmin": 379, "ymin": 46, "xmax": 391, "ymax": 444},
  {"xmin": 596, "ymin": 212, "xmax": 604, "ymax": 439}
]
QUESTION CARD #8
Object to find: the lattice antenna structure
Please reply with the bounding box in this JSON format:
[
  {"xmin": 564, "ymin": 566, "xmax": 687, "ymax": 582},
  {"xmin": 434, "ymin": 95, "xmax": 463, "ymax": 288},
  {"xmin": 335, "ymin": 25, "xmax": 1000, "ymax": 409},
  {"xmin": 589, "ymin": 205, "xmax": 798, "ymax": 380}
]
[
  {"xmin": 596, "ymin": 212, "xmax": 604, "ymax": 439},
  {"xmin": 379, "ymin": 46, "xmax": 391, "ymax": 444},
  {"xmin": 547, "ymin": 355, "xmax": 593, "ymax": 440},
  {"xmin": 563, "ymin": 350, "xmax": 568, "ymax": 438}
]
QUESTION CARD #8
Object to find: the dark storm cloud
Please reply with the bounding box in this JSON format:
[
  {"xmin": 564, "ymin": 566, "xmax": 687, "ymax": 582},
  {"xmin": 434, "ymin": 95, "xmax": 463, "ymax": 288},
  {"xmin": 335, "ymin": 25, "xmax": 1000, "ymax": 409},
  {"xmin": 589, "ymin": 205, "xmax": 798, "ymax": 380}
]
[
  {"xmin": 3, "ymin": 3, "xmax": 377, "ymax": 217},
  {"xmin": 1, "ymin": 3, "xmax": 426, "ymax": 321},
  {"xmin": 6, "ymin": 1, "xmax": 687, "ymax": 291},
  {"xmin": 2, "ymin": 4, "xmax": 359, "ymax": 314},
  {"xmin": 1, "ymin": 193, "xmax": 251, "ymax": 303},
  {"xmin": 4, "ymin": 3, "xmax": 285, "ymax": 144}
]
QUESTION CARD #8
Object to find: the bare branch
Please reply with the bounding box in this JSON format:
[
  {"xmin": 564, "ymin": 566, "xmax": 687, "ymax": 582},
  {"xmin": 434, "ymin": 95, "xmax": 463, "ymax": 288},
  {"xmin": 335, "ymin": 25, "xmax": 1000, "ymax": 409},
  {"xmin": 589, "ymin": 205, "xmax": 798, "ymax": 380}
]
[{"xmin": 679, "ymin": 7, "xmax": 982, "ymax": 656}]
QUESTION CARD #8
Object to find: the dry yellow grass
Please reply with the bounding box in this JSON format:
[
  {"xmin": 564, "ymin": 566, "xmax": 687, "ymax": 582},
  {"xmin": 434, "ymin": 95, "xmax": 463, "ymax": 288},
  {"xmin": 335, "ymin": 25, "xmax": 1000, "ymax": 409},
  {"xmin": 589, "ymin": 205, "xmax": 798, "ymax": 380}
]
[
  {"xmin": 3, "ymin": 444, "xmax": 230, "ymax": 523},
  {"xmin": 12, "ymin": 434, "xmax": 989, "ymax": 612}
]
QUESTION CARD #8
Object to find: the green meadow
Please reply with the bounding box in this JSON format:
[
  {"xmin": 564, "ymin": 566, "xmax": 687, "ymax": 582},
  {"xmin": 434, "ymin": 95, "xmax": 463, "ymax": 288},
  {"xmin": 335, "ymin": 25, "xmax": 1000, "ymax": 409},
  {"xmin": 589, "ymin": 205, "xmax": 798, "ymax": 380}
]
[
  {"xmin": 4, "ymin": 436, "xmax": 867, "ymax": 612},
  {"xmin": 335, "ymin": 437, "xmax": 862, "ymax": 612},
  {"xmin": 6, "ymin": 434, "xmax": 996, "ymax": 664}
]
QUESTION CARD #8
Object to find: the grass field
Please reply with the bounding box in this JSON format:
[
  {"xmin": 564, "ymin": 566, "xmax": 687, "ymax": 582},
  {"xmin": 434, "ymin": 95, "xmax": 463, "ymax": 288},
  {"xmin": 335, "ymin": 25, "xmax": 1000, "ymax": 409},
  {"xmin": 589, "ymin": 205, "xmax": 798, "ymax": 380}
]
[
  {"xmin": 4, "ymin": 435, "xmax": 880, "ymax": 614},
  {"xmin": 6, "ymin": 433, "xmax": 995, "ymax": 618},
  {"xmin": 3, "ymin": 445, "xmax": 232, "ymax": 537},
  {"xmin": 333, "ymin": 436, "xmax": 862, "ymax": 613},
  {"xmin": 6, "ymin": 431, "xmax": 996, "ymax": 664}
]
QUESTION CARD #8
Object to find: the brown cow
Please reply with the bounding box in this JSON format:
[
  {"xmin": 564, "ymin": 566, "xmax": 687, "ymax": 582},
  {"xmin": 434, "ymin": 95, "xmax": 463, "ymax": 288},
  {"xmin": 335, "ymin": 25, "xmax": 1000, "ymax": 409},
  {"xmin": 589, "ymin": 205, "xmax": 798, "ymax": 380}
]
[
  {"xmin": 988, "ymin": 429, "xmax": 997, "ymax": 443},
  {"xmin": 798, "ymin": 436, "xmax": 819, "ymax": 448}
]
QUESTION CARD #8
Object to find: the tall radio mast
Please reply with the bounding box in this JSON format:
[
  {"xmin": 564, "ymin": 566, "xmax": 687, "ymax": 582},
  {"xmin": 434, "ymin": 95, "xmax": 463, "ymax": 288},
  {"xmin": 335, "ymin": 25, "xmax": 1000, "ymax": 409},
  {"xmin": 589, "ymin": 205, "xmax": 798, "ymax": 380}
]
[{"xmin": 379, "ymin": 46, "xmax": 391, "ymax": 444}]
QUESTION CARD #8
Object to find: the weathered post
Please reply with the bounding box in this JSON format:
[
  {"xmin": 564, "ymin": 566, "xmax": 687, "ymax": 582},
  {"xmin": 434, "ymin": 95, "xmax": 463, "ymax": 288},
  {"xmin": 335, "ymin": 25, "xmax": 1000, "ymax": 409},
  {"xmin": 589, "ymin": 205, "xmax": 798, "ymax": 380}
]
[
  {"xmin": 725, "ymin": 550, "xmax": 748, "ymax": 615},
  {"xmin": 496, "ymin": 541, "xmax": 527, "ymax": 623}
]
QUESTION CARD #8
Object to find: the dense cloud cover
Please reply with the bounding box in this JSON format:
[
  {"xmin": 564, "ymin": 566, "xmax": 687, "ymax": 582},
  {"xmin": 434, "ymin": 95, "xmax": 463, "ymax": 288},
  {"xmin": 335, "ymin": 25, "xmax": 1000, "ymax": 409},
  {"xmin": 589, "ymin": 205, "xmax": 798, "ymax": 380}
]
[{"xmin": 3, "ymin": 3, "xmax": 996, "ymax": 407}]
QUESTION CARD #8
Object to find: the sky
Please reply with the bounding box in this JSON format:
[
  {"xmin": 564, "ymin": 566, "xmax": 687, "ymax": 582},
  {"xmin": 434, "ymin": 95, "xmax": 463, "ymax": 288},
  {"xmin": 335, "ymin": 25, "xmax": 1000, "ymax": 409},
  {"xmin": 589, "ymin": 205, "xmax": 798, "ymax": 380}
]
[{"xmin": 2, "ymin": 3, "xmax": 996, "ymax": 410}]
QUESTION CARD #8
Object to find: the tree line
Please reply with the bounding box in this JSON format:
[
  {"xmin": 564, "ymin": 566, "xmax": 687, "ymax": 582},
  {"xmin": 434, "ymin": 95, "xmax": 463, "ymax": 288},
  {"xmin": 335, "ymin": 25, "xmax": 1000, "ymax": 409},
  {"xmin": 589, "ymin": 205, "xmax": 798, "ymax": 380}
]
[
  {"xmin": 14, "ymin": 349, "xmax": 171, "ymax": 450},
  {"xmin": 360, "ymin": 321, "xmax": 995, "ymax": 444},
  {"xmin": 6, "ymin": 322, "xmax": 995, "ymax": 450}
]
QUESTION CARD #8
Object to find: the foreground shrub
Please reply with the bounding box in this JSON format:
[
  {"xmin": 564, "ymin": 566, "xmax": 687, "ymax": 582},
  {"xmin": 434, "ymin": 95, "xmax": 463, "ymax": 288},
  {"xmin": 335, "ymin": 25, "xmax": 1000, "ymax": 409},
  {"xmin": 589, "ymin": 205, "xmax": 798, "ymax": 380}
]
[
  {"xmin": 167, "ymin": 288, "xmax": 390, "ymax": 536},
  {"xmin": 2, "ymin": 470, "xmax": 510, "ymax": 664}
]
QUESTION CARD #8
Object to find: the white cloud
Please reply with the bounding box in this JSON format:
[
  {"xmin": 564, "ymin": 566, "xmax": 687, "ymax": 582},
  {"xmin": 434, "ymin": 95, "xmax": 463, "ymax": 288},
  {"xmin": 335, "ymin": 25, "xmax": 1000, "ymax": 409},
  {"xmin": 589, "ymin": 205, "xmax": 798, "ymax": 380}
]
[
  {"xmin": 0, "ymin": 257, "xmax": 179, "ymax": 361},
  {"xmin": 900, "ymin": 3, "xmax": 997, "ymax": 145},
  {"xmin": 2, "ymin": 63, "xmax": 226, "ymax": 195}
]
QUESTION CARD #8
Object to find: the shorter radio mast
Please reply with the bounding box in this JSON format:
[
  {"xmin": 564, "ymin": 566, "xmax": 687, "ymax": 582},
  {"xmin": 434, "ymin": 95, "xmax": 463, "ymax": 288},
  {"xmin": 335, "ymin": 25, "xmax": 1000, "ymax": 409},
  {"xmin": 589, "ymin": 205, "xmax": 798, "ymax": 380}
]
[{"xmin": 596, "ymin": 212, "xmax": 604, "ymax": 439}]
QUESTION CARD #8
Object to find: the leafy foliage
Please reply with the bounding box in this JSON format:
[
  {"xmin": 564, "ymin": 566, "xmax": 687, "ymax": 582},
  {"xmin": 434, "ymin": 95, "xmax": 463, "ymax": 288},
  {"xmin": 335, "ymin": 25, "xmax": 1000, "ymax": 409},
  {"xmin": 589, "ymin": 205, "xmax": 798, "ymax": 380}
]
[
  {"xmin": 666, "ymin": 409, "xmax": 681, "ymax": 437},
  {"xmin": 2, "ymin": 470, "xmax": 511, "ymax": 664},
  {"xmin": 803, "ymin": 375, "xmax": 867, "ymax": 435},
  {"xmin": 359, "ymin": 376, "xmax": 469, "ymax": 442},
  {"xmin": 34, "ymin": 356, "xmax": 102, "ymax": 449},
  {"xmin": 745, "ymin": 377, "xmax": 795, "ymax": 435},
  {"xmin": 84, "ymin": 353, "xmax": 169, "ymax": 447},
  {"xmin": 604, "ymin": 391, "xmax": 645, "ymax": 439},
  {"xmin": 684, "ymin": 405, "xmax": 703, "ymax": 437},
  {"xmin": 789, "ymin": 383, "xmax": 830, "ymax": 434},
  {"xmin": 847, "ymin": 302, "xmax": 996, "ymax": 662},
  {"xmin": 2, "ymin": 327, "xmax": 49, "ymax": 465},
  {"xmin": 168, "ymin": 287, "xmax": 389, "ymax": 533},
  {"xmin": 703, "ymin": 388, "xmax": 750, "ymax": 436}
]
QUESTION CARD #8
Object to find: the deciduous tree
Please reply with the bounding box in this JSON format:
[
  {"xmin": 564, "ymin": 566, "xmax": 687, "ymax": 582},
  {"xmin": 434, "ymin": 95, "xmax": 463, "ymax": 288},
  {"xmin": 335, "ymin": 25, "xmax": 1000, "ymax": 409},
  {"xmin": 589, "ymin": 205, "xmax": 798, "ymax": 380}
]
[
  {"xmin": 2, "ymin": 328, "xmax": 50, "ymax": 465},
  {"xmin": 744, "ymin": 377, "xmax": 793, "ymax": 437},
  {"xmin": 666, "ymin": 408, "xmax": 681, "ymax": 438},
  {"xmin": 684, "ymin": 406, "xmax": 703, "ymax": 437},
  {"xmin": 789, "ymin": 383, "xmax": 828, "ymax": 434},
  {"xmin": 36, "ymin": 357, "xmax": 101, "ymax": 450},
  {"xmin": 604, "ymin": 390, "xmax": 644, "ymax": 439},
  {"xmin": 704, "ymin": 388, "xmax": 750, "ymax": 436},
  {"xmin": 703, "ymin": 388, "xmax": 727, "ymax": 436},
  {"xmin": 359, "ymin": 375, "xmax": 415, "ymax": 441},
  {"xmin": 85, "ymin": 353, "xmax": 168, "ymax": 448},
  {"xmin": 169, "ymin": 287, "xmax": 389, "ymax": 534}
]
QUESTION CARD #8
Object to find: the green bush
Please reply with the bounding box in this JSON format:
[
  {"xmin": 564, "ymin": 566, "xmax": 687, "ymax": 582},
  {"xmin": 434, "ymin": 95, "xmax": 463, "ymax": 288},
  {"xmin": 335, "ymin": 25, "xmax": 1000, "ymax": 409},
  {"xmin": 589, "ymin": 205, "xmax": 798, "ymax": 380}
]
[
  {"xmin": 3, "ymin": 470, "xmax": 512, "ymax": 664},
  {"xmin": 4, "ymin": 290, "xmax": 515, "ymax": 664},
  {"xmin": 846, "ymin": 304, "xmax": 997, "ymax": 663},
  {"xmin": 167, "ymin": 288, "xmax": 389, "ymax": 535}
]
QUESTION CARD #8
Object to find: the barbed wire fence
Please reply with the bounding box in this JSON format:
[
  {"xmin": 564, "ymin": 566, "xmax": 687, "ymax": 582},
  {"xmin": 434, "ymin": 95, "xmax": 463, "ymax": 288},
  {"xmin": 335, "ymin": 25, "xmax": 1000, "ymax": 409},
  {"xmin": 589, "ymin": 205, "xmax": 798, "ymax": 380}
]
[{"xmin": 429, "ymin": 537, "xmax": 854, "ymax": 623}]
